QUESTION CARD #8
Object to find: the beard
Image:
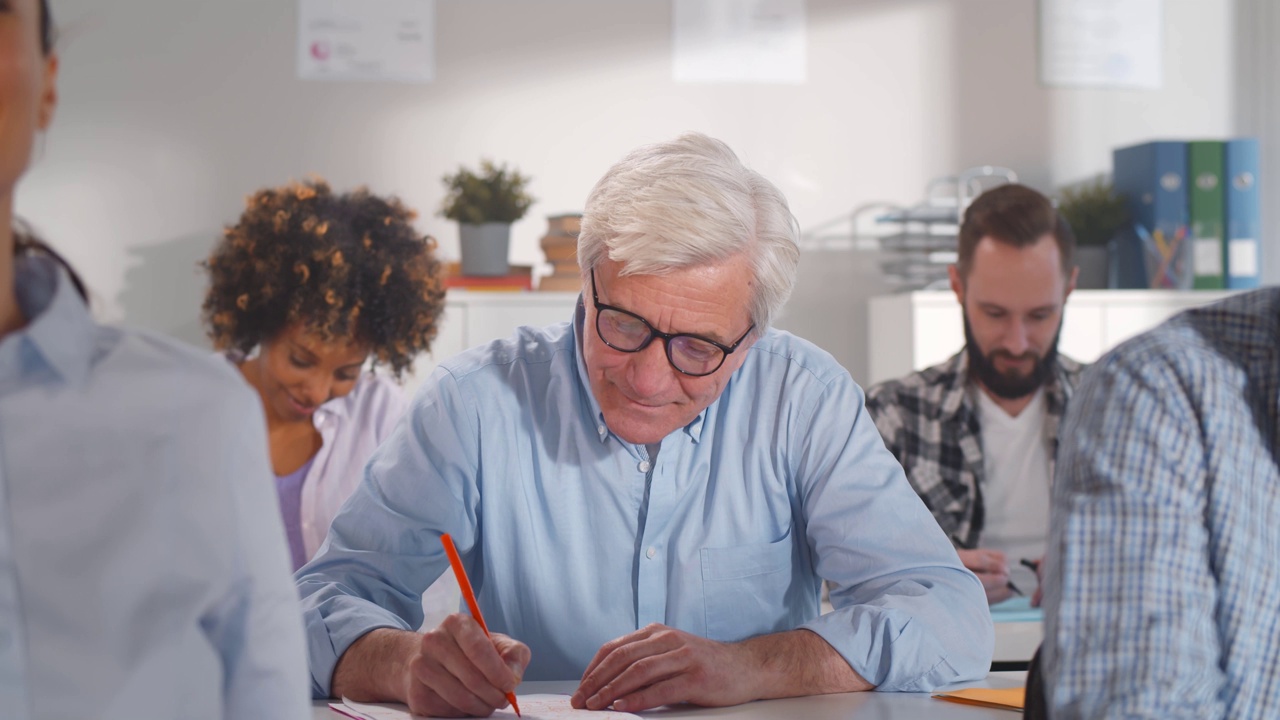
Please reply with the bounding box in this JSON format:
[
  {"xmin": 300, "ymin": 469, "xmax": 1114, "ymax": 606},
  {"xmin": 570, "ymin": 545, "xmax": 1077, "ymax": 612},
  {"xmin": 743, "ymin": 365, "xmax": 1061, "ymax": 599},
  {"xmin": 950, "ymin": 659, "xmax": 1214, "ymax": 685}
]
[{"xmin": 963, "ymin": 314, "xmax": 1060, "ymax": 400}]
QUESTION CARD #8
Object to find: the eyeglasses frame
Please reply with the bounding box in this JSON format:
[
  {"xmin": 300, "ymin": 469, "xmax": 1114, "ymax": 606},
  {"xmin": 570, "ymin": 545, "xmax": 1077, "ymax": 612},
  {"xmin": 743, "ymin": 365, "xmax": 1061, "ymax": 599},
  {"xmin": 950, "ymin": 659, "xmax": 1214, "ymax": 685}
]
[{"xmin": 589, "ymin": 268, "xmax": 755, "ymax": 377}]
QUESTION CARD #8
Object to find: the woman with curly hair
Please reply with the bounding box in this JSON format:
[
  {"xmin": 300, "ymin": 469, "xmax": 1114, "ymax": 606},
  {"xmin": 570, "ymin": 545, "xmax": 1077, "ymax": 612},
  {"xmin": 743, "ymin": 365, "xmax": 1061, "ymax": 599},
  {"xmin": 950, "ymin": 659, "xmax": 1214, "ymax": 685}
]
[
  {"xmin": 2, "ymin": 1, "xmax": 309, "ymax": 716},
  {"xmin": 203, "ymin": 179, "xmax": 446, "ymax": 571}
]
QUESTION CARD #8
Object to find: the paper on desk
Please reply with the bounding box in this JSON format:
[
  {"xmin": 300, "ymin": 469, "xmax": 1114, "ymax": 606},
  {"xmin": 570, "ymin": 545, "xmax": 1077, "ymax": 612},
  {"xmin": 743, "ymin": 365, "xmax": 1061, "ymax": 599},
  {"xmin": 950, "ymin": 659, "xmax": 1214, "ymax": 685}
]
[
  {"xmin": 330, "ymin": 694, "xmax": 643, "ymax": 720},
  {"xmin": 932, "ymin": 687, "xmax": 1025, "ymax": 711}
]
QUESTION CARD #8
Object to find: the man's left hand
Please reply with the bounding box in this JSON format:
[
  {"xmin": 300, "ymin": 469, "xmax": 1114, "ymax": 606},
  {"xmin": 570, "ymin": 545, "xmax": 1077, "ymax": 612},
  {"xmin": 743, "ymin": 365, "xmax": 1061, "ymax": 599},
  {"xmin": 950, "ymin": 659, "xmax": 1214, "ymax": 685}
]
[{"xmin": 570, "ymin": 624, "xmax": 757, "ymax": 712}]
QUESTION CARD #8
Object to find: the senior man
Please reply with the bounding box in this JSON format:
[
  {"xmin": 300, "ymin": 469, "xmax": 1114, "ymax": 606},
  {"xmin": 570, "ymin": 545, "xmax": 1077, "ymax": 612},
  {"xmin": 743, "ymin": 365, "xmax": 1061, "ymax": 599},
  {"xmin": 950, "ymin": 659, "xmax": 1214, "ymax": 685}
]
[{"xmin": 297, "ymin": 132, "xmax": 991, "ymax": 717}]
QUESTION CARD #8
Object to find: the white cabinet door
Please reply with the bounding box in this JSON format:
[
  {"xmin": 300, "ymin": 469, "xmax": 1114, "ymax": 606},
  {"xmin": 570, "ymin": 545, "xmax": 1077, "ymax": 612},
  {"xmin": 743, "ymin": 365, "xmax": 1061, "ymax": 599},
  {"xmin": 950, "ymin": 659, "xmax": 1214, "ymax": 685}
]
[
  {"xmin": 463, "ymin": 299, "xmax": 577, "ymax": 351},
  {"xmin": 1059, "ymin": 303, "xmax": 1106, "ymax": 364},
  {"xmin": 894, "ymin": 300, "xmax": 1104, "ymax": 372},
  {"xmin": 403, "ymin": 291, "xmax": 580, "ymax": 398},
  {"xmin": 866, "ymin": 290, "xmax": 1238, "ymax": 386},
  {"xmin": 1099, "ymin": 291, "xmax": 1235, "ymax": 350},
  {"xmin": 913, "ymin": 304, "xmax": 965, "ymax": 369}
]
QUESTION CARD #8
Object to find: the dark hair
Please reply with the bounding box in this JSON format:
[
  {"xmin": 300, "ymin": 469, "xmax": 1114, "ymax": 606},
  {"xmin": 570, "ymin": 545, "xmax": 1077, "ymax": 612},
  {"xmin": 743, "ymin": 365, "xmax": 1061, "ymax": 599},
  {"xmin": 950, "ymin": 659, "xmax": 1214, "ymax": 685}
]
[
  {"xmin": 956, "ymin": 184, "xmax": 1076, "ymax": 278},
  {"xmin": 39, "ymin": 0, "xmax": 55, "ymax": 55},
  {"xmin": 14, "ymin": 230, "xmax": 88, "ymax": 302},
  {"xmin": 202, "ymin": 179, "xmax": 447, "ymax": 379},
  {"xmin": 7, "ymin": 4, "xmax": 84, "ymax": 303}
]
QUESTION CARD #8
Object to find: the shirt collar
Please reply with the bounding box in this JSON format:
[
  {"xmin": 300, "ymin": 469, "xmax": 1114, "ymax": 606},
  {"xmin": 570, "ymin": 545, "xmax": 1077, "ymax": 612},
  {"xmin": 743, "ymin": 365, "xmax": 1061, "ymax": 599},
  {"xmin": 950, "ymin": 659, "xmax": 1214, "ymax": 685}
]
[
  {"xmin": 315, "ymin": 375, "xmax": 363, "ymax": 420},
  {"xmin": 939, "ymin": 350, "xmax": 972, "ymax": 419},
  {"xmin": 8, "ymin": 254, "xmax": 95, "ymax": 387},
  {"xmin": 571, "ymin": 297, "xmax": 707, "ymax": 445}
]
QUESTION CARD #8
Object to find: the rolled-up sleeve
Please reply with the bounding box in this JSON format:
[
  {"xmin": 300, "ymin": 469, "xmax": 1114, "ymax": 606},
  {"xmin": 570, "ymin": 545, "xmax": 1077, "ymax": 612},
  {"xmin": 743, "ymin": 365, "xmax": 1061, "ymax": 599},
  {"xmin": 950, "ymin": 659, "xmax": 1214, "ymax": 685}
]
[{"xmin": 795, "ymin": 371, "xmax": 992, "ymax": 691}]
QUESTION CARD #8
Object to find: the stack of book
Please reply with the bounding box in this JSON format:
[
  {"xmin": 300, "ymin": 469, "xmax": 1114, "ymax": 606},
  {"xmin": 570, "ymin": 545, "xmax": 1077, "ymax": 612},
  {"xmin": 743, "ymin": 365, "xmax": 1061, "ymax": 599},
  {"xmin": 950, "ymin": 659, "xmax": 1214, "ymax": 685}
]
[
  {"xmin": 538, "ymin": 214, "xmax": 583, "ymax": 292},
  {"xmin": 443, "ymin": 262, "xmax": 533, "ymax": 292}
]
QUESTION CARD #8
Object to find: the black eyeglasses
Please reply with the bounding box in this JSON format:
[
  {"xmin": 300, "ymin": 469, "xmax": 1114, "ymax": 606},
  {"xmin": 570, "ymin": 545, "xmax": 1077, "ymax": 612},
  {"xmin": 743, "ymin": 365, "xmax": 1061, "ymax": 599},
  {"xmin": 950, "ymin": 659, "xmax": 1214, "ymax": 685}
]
[{"xmin": 590, "ymin": 269, "xmax": 754, "ymax": 377}]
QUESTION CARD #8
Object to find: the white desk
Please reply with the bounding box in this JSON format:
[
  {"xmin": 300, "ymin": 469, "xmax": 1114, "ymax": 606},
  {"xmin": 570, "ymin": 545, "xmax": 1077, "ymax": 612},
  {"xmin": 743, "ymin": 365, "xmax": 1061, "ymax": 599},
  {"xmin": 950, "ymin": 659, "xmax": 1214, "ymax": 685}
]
[
  {"xmin": 311, "ymin": 675, "xmax": 1027, "ymax": 719},
  {"xmin": 990, "ymin": 597, "xmax": 1043, "ymax": 667},
  {"xmin": 994, "ymin": 619, "xmax": 1042, "ymax": 666}
]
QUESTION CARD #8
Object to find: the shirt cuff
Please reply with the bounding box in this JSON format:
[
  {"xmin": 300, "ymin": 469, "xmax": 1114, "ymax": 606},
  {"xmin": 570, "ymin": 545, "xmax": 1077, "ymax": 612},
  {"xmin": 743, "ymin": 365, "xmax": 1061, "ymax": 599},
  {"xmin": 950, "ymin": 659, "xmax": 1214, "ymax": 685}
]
[
  {"xmin": 799, "ymin": 603, "xmax": 987, "ymax": 692},
  {"xmin": 303, "ymin": 597, "xmax": 413, "ymax": 698}
]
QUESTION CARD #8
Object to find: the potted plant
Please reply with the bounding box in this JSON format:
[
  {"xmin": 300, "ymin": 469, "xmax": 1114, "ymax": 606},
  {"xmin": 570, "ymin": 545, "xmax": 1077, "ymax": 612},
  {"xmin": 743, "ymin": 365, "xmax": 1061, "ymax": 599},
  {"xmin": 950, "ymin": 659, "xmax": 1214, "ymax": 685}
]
[
  {"xmin": 1057, "ymin": 177, "xmax": 1128, "ymax": 289},
  {"xmin": 440, "ymin": 159, "xmax": 536, "ymax": 276}
]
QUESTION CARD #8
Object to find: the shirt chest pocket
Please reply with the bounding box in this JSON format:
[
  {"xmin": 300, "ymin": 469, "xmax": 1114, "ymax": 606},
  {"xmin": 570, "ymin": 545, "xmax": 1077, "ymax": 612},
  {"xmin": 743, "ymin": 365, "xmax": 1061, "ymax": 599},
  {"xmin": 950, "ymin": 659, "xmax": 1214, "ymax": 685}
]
[{"xmin": 700, "ymin": 529, "xmax": 796, "ymax": 642}]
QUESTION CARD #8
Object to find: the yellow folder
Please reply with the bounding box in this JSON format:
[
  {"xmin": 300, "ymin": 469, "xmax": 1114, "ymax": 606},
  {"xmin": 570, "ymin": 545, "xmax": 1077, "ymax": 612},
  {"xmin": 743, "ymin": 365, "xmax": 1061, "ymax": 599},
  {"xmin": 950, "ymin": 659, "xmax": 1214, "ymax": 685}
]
[{"xmin": 932, "ymin": 686, "xmax": 1025, "ymax": 711}]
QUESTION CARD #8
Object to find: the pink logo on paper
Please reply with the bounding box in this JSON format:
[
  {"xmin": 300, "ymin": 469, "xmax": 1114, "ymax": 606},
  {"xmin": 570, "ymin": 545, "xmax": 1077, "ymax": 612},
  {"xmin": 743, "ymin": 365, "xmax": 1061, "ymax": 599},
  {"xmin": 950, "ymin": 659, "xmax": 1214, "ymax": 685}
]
[{"xmin": 310, "ymin": 42, "xmax": 331, "ymax": 61}]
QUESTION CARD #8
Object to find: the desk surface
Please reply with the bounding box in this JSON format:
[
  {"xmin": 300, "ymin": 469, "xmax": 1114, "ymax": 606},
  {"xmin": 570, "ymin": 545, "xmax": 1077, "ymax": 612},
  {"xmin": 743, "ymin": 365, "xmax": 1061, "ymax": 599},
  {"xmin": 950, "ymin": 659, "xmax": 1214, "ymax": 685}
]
[
  {"xmin": 990, "ymin": 597, "xmax": 1043, "ymax": 664},
  {"xmin": 311, "ymin": 675, "xmax": 1027, "ymax": 719}
]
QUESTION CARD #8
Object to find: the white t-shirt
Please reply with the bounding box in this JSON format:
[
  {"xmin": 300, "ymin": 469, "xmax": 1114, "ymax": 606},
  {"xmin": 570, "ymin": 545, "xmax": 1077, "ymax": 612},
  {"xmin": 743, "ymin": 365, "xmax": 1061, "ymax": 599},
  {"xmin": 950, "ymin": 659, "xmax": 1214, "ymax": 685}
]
[{"xmin": 972, "ymin": 386, "xmax": 1052, "ymax": 592}]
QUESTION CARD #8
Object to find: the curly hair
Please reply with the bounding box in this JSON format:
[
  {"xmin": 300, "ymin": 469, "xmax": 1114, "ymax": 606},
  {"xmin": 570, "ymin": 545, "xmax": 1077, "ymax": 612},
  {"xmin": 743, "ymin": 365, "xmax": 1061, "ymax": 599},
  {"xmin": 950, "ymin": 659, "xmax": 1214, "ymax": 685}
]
[{"xmin": 202, "ymin": 179, "xmax": 446, "ymax": 378}]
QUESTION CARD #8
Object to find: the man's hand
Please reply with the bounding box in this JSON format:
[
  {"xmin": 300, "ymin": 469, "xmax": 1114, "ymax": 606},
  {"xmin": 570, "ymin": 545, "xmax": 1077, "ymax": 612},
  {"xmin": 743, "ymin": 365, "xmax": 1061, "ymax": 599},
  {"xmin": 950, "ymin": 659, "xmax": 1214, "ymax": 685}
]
[
  {"xmin": 570, "ymin": 624, "xmax": 758, "ymax": 712},
  {"xmin": 403, "ymin": 614, "xmax": 531, "ymax": 718},
  {"xmin": 331, "ymin": 617, "xmax": 530, "ymax": 718},
  {"xmin": 957, "ymin": 548, "xmax": 1014, "ymax": 605},
  {"xmin": 570, "ymin": 624, "xmax": 871, "ymax": 713}
]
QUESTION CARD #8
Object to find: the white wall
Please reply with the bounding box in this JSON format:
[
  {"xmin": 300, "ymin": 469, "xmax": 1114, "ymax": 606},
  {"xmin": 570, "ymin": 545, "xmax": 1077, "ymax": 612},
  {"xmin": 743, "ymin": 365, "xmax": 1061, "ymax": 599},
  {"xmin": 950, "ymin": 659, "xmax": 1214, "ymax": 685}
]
[
  {"xmin": 1234, "ymin": 0, "xmax": 1280, "ymax": 286},
  {"xmin": 15, "ymin": 0, "xmax": 1240, "ymax": 383}
]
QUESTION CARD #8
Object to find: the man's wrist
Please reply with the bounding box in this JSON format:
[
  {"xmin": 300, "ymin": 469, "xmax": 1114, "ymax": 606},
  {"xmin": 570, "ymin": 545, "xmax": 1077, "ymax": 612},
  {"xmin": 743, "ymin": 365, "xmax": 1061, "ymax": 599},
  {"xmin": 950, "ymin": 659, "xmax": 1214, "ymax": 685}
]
[
  {"xmin": 332, "ymin": 627, "xmax": 421, "ymax": 702},
  {"xmin": 743, "ymin": 629, "xmax": 872, "ymax": 699}
]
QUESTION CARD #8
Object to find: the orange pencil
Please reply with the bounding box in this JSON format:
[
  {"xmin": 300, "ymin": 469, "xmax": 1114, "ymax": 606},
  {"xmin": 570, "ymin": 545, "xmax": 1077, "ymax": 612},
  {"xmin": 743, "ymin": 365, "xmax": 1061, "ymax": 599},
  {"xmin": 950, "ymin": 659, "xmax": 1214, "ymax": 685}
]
[{"xmin": 440, "ymin": 534, "xmax": 521, "ymax": 717}]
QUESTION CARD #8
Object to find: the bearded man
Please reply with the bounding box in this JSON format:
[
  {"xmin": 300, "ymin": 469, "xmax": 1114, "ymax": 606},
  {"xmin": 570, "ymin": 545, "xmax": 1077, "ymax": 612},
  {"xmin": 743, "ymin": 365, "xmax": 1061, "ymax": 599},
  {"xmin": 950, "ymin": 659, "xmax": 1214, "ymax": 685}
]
[{"xmin": 866, "ymin": 184, "xmax": 1084, "ymax": 605}]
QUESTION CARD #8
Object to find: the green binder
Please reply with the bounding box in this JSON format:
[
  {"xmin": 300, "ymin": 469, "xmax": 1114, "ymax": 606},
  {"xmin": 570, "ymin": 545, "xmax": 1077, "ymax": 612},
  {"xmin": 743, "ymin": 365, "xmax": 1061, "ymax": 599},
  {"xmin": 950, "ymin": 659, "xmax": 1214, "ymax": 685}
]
[{"xmin": 1187, "ymin": 141, "xmax": 1226, "ymax": 289}]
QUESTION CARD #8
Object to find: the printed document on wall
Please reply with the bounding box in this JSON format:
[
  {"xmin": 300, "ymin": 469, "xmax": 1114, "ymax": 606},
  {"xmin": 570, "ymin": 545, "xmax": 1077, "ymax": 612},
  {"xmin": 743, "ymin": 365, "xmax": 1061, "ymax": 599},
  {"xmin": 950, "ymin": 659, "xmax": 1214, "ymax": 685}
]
[
  {"xmin": 297, "ymin": 0, "xmax": 435, "ymax": 84},
  {"xmin": 1039, "ymin": 0, "xmax": 1162, "ymax": 89},
  {"xmin": 673, "ymin": 0, "xmax": 807, "ymax": 84}
]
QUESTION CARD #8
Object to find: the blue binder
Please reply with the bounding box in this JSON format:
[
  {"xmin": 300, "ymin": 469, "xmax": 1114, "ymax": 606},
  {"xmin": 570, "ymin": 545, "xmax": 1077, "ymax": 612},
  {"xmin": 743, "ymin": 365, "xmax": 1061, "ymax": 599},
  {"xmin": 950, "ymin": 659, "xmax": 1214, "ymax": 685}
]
[
  {"xmin": 1112, "ymin": 141, "xmax": 1191, "ymax": 289},
  {"xmin": 1224, "ymin": 138, "xmax": 1261, "ymax": 289}
]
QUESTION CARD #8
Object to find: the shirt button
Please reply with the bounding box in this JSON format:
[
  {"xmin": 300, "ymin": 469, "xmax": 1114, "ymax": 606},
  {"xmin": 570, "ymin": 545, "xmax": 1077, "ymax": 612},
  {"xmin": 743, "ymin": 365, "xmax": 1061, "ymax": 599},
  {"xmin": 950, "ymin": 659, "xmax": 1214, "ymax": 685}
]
[
  {"xmin": 638, "ymin": 460, "xmax": 651, "ymax": 473},
  {"xmin": 646, "ymin": 547, "xmax": 657, "ymax": 559},
  {"xmin": 597, "ymin": 424, "xmax": 606, "ymax": 436}
]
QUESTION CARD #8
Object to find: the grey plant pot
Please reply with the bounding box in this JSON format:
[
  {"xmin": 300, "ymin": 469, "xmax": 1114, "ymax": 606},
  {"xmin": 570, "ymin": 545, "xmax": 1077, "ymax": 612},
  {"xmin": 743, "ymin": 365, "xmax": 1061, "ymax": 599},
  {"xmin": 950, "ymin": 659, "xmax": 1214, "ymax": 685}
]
[
  {"xmin": 459, "ymin": 222, "xmax": 511, "ymax": 276},
  {"xmin": 1075, "ymin": 245, "xmax": 1109, "ymax": 289}
]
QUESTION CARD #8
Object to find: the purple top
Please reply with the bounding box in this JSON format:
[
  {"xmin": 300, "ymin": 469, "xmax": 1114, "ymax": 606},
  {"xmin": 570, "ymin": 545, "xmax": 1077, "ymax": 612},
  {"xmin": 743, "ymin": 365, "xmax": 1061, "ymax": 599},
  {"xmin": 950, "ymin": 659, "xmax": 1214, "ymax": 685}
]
[{"xmin": 275, "ymin": 456, "xmax": 315, "ymax": 572}]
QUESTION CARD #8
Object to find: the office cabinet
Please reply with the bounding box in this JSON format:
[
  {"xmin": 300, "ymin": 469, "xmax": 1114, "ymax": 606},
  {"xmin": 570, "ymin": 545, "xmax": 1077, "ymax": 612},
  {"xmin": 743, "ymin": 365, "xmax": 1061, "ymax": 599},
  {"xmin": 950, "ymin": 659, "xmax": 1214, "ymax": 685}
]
[
  {"xmin": 403, "ymin": 291, "xmax": 581, "ymax": 397},
  {"xmin": 866, "ymin": 290, "xmax": 1238, "ymax": 386}
]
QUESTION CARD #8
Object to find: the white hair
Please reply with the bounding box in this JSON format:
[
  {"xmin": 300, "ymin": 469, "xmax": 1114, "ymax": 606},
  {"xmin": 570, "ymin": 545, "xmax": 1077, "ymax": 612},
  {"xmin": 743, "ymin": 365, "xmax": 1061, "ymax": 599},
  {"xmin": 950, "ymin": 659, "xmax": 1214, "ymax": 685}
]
[{"xmin": 577, "ymin": 132, "xmax": 800, "ymax": 330}]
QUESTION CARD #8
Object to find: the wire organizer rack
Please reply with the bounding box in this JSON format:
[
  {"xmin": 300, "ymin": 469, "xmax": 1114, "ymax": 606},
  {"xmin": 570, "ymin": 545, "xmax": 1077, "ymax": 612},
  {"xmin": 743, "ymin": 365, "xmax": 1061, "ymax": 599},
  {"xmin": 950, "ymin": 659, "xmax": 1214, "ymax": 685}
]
[{"xmin": 802, "ymin": 166, "xmax": 1018, "ymax": 291}]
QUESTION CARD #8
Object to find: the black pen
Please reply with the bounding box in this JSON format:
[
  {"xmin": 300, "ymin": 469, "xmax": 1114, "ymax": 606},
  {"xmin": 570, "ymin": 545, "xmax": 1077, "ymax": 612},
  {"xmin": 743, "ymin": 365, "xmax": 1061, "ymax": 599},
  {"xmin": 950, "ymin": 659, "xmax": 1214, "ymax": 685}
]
[
  {"xmin": 950, "ymin": 534, "xmax": 1024, "ymax": 597},
  {"xmin": 1020, "ymin": 558, "xmax": 1041, "ymax": 573}
]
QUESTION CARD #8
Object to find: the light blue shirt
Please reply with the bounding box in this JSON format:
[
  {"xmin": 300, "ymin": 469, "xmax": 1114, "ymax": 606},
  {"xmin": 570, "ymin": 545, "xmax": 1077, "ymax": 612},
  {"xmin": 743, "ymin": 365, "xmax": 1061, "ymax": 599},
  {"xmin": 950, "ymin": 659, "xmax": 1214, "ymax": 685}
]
[
  {"xmin": 0, "ymin": 256, "xmax": 310, "ymax": 720},
  {"xmin": 298, "ymin": 303, "xmax": 991, "ymax": 695}
]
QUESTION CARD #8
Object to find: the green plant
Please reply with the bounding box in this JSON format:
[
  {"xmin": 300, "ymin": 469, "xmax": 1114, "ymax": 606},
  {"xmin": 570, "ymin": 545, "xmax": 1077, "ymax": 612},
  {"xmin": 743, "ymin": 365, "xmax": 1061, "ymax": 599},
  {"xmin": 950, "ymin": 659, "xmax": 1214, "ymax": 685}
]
[
  {"xmin": 439, "ymin": 159, "xmax": 535, "ymax": 224},
  {"xmin": 1057, "ymin": 176, "xmax": 1129, "ymax": 247}
]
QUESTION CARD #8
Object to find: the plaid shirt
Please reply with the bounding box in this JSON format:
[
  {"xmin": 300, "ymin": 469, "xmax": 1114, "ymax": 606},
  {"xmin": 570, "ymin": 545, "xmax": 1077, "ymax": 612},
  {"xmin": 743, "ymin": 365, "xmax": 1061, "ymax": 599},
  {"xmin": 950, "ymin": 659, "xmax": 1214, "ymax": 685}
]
[
  {"xmin": 1041, "ymin": 288, "xmax": 1280, "ymax": 719},
  {"xmin": 865, "ymin": 350, "xmax": 1085, "ymax": 547}
]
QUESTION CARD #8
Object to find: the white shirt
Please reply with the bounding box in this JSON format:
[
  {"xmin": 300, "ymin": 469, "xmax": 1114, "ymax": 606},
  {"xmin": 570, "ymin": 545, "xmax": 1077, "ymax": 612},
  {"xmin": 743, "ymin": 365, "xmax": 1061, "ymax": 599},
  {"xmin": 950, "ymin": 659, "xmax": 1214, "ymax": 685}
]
[
  {"xmin": 1, "ymin": 257, "xmax": 309, "ymax": 720},
  {"xmin": 973, "ymin": 386, "xmax": 1052, "ymax": 591},
  {"xmin": 302, "ymin": 372, "xmax": 407, "ymax": 557},
  {"xmin": 220, "ymin": 351, "xmax": 409, "ymax": 559},
  {"xmin": 225, "ymin": 355, "xmax": 460, "ymax": 628}
]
